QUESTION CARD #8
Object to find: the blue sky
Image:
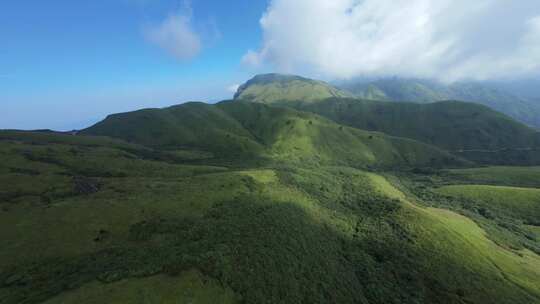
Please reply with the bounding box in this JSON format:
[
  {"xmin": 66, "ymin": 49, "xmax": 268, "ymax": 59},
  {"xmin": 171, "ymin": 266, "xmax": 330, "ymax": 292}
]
[
  {"xmin": 1, "ymin": 0, "xmax": 269, "ymax": 130},
  {"xmin": 2, "ymin": 0, "xmax": 539, "ymax": 130}
]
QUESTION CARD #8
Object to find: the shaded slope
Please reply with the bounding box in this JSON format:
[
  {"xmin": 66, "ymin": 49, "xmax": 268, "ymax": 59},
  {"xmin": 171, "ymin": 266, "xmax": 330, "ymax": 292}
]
[
  {"xmin": 234, "ymin": 73, "xmax": 351, "ymax": 104},
  {"xmin": 81, "ymin": 102, "xmax": 265, "ymax": 159}
]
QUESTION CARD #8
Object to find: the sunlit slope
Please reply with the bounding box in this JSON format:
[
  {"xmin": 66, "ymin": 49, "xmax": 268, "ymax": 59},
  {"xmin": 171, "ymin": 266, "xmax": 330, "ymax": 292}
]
[
  {"xmin": 400, "ymin": 164, "xmax": 540, "ymax": 256},
  {"xmin": 436, "ymin": 185, "xmax": 540, "ymax": 226},
  {"xmin": 82, "ymin": 101, "xmax": 464, "ymax": 168},
  {"xmin": 368, "ymin": 174, "xmax": 540, "ymax": 303},
  {"xmin": 234, "ymin": 73, "xmax": 352, "ymax": 104}
]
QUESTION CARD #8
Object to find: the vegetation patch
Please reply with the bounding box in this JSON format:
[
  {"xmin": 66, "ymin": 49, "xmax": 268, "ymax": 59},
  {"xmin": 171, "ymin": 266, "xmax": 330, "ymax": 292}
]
[
  {"xmin": 436, "ymin": 185, "xmax": 540, "ymax": 226},
  {"xmin": 42, "ymin": 271, "xmax": 237, "ymax": 304}
]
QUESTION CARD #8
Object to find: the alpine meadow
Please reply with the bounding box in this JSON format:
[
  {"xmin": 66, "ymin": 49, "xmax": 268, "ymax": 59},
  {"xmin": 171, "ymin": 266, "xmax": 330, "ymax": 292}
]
[{"xmin": 2, "ymin": 1, "xmax": 540, "ymax": 304}]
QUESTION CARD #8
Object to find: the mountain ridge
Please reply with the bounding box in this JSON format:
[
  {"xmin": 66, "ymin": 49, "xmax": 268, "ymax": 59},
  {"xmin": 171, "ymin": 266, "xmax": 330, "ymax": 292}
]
[
  {"xmin": 82, "ymin": 100, "xmax": 465, "ymax": 169},
  {"xmin": 234, "ymin": 74, "xmax": 540, "ymax": 165},
  {"xmin": 339, "ymin": 77, "xmax": 540, "ymax": 129}
]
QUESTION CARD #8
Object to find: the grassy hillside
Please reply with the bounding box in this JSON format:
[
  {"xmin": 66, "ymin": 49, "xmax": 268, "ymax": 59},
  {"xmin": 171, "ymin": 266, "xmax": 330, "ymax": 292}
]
[
  {"xmin": 82, "ymin": 101, "xmax": 464, "ymax": 169},
  {"xmin": 233, "ymin": 74, "xmax": 540, "ymax": 165},
  {"xmin": 370, "ymin": 175, "xmax": 540, "ymax": 303},
  {"xmin": 395, "ymin": 165, "xmax": 540, "ymax": 256},
  {"xmin": 287, "ymin": 98, "xmax": 540, "ymax": 164},
  {"xmin": 234, "ymin": 74, "xmax": 351, "ymax": 104},
  {"xmin": 80, "ymin": 102, "xmax": 266, "ymax": 161},
  {"xmin": 42, "ymin": 271, "xmax": 237, "ymax": 304},
  {"xmin": 445, "ymin": 166, "xmax": 540, "ymax": 188},
  {"xmin": 436, "ymin": 185, "xmax": 540, "ymax": 225},
  {"xmin": 341, "ymin": 78, "xmax": 540, "ymax": 129},
  {"xmin": 1, "ymin": 131, "xmax": 539, "ymax": 303}
]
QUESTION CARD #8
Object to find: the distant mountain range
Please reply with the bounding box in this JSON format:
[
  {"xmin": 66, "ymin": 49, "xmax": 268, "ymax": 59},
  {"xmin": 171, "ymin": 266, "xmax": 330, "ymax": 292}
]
[{"xmin": 339, "ymin": 77, "xmax": 540, "ymax": 129}]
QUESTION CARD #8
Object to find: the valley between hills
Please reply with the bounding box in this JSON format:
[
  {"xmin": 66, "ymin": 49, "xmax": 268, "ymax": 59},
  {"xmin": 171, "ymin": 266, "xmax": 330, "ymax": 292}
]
[{"xmin": 1, "ymin": 74, "xmax": 539, "ymax": 304}]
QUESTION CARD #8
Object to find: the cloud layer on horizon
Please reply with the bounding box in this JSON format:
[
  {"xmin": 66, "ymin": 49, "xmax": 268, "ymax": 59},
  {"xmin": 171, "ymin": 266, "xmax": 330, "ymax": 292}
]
[{"xmin": 244, "ymin": 0, "xmax": 540, "ymax": 82}]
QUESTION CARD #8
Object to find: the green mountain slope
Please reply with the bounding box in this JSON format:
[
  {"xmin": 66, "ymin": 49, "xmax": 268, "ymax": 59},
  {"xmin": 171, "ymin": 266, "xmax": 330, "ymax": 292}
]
[
  {"xmin": 436, "ymin": 185, "xmax": 540, "ymax": 225},
  {"xmin": 0, "ymin": 131, "xmax": 538, "ymax": 303},
  {"xmin": 342, "ymin": 78, "xmax": 540, "ymax": 129},
  {"xmin": 82, "ymin": 101, "xmax": 464, "ymax": 168},
  {"xmin": 232, "ymin": 74, "xmax": 540, "ymax": 164},
  {"xmin": 81, "ymin": 102, "xmax": 266, "ymax": 161},
  {"xmin": 288, "ymin": 98, "xmax": 540, "ymax": 165},
  {"xmin": 234, "ymin": 73, "xmax": 352, "ymax": 104},
  {"xmin": 293, "ymin": 98, "xmax": 539, "ymax": 150}
]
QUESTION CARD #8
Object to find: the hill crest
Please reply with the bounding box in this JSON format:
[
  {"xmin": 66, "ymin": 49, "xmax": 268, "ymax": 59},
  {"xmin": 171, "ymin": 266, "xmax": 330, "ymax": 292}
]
[{"xmin": 234, "ymin": 73, "xmax": 351, "ymax": 104}]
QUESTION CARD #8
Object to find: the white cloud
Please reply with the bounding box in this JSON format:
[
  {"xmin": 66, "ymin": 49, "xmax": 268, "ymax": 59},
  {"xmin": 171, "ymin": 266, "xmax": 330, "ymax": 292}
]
[
  {"xmin": 144, "ymin": 2, "xmax": 201, "ymax": 60},
  {"xmin": 246, "ymin": 0, "xmax": 540, "ymax": 82},
  {"xmin": 227, "ymin": 84, "xmax": 240, "ymax": 94},
  {"xmin": 242, "ymin": 50, "xmax": 265, "ymax": 67}
]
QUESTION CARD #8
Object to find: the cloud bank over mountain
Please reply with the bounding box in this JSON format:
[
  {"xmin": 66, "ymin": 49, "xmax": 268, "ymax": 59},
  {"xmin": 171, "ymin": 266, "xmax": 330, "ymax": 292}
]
[{"xmin": 244, "ymin": 0, "xmax": 540, "ymax": 82}]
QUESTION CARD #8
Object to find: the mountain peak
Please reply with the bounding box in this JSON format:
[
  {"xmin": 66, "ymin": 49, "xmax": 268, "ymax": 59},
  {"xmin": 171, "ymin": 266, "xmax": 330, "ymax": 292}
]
[
  {"xmin": 234, "ymin": 73, "xmax": 351, "ymax": 103},
  {"xmin": 240, "ymin": 73, "xmax": 311, "ymax": 85}
]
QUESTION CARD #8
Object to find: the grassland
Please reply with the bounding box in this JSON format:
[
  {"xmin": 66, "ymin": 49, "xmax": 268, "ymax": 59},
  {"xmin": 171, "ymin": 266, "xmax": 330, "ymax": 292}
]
[
  {"xmin": 369, "ymin": 174, "xmax": 540, "ymax": 303},
  {"xmin": 436, "ymin": 185, "xmax": 540, "ymax": 225},
  {"xmin": 291, "ymin": 98, "xmax": 540, "ymax": 152},
  {"xmin": 446, "ymin": 166, "xmax": 540, "ymax": 188},
  {"xmin": 396, "ymin": 164, "xmax": 540, "ymax": 258},
  {"xmin": 1, "ymin": 105, "xmax": 540, "ymax": 303},
  {"xmin": 43, "ymin": 271, "xmax": 237, "ymax": 304}
]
